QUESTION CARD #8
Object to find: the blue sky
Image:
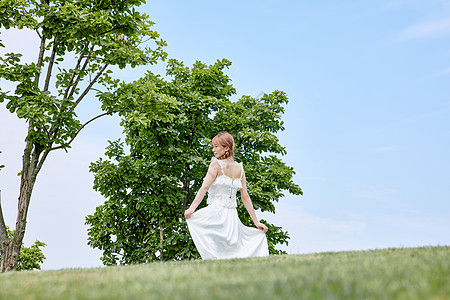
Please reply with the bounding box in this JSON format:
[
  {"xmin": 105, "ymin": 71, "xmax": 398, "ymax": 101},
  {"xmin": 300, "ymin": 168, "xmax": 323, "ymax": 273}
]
[{"xmin": 1, "ymin": 0, "xmax": 449, "ymax": 269}]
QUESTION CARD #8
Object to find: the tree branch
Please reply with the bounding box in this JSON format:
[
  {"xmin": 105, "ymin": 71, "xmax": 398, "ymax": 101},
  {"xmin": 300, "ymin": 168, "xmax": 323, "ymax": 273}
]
[
  {"xmin": 46, "ymin": 43, "xmax": 93, "ymax": 147},
  {"xmin": 48, "ymin": 109, "xmax": 130, "ymax": 151},
  {"xmin": 96, "ymin": 25, "xmax": 129, "ymax": 38},
  {"xmin": 30, "ymin": 145, "xmax": 42, "ymax": 178},
  {"xmin": 23, "ymin": 122, "xmax": 34, "ymax": 180},
  {"xmin": 34, "ymin": 148, "xmax": 51, "ymax": 179},
  {"xmin": 70, "ymin": 63, "xmax": 108, "ymax": 110},
  {"xmin": 35, "ymin": 29, "xmax": 42, "ymax": 40},
  {"xmin": 90, "ymin": 88, "xmax": 104, "ymax": 93},
  {"xmin": 47, "ymin": 47, "xmax": 103, "ymax": 152},
  {"xmin": 34, "ymin": 33, "xmax": 46, "ymax": 84},
  {"xmin": 43, "ymin": 37, "xmax": 57, "ymax": 92},
  {"xmin": 65, "ymin": 43, "xmax": 94, "ymax": 101}
]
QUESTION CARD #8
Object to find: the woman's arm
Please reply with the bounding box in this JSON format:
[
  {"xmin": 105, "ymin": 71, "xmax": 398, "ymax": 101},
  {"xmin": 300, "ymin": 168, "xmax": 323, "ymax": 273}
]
[
  {"xmin": 240, "ymin": 172, "xmax": 268, "ymax": 233},
  {"xmin": 184, "ymin": 160, "xmax": 219, "ymax": 219}
]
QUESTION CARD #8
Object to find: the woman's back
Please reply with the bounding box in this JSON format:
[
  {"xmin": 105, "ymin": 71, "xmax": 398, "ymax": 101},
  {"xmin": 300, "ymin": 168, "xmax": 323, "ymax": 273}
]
[{"xmin": 214, "ymin": 159, "xmax": 242, "ymax": 180}]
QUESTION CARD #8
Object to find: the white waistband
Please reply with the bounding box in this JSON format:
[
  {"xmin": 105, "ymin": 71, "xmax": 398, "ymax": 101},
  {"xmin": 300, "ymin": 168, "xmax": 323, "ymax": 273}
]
[{"xmin": 207, "ymin": 195, "xmax": 237, "ymax": 208}]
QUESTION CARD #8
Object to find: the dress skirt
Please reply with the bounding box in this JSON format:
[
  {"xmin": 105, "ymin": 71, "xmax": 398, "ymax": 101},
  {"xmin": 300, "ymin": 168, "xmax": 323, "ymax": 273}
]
[{"xmin": 186, "ymin": 203, "xmax": 269, "ymax": 260}]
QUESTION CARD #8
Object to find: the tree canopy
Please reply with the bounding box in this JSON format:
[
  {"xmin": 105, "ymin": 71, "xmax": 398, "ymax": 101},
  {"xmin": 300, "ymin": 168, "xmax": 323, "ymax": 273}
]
[{"xmin": 86, "ymin": 59, "xmax": 302, "ymax": 264}]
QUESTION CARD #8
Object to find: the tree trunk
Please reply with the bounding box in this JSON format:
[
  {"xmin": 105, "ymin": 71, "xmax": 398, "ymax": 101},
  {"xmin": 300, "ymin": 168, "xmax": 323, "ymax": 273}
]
[
  {"xmin": 0, "ymin": 22, "xmax": 50, "ymax": 273},
  {"xmin": 182, "ymin": 168, "xmax": 191, "ymax": 212},
  {"xmin": 159, "ymin": 220, "xmax": 164, "ymax": 261},
  {"xmin": 0, "ymin": 191, "xmax": 10, "ymax": 272},
  {"xmin": 181, "ymin": 114, "xmax": 198, "ymax": 212},
  {"xmin": 0, "ymin": 138, "xmax": 45, "ymax": 272},
  {"xmin": 5, "ymin": 175, "xmax": 36, "ymax": 271},
  {"xmin": 0, "ymin": 241, "xmax": 18, "ymax": 272}
]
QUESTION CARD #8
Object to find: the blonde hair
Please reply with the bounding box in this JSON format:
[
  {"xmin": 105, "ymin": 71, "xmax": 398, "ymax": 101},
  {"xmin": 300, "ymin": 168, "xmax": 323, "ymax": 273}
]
[{"xmin": 212, "ymin": 132, "xmax": 235, "ymax": 159}]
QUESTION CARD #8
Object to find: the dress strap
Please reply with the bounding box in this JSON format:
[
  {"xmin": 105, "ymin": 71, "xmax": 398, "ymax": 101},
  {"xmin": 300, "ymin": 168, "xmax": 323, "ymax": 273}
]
[{"xmin": 212, "ymin": 157, "xmax": 225, "ymax": 175}]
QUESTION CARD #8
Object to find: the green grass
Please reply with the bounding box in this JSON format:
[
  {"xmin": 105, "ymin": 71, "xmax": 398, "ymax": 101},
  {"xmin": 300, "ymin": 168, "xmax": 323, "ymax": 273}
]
[{"xmin": 1, "ymin": 246, "xmax": 448, "ymax": 299}]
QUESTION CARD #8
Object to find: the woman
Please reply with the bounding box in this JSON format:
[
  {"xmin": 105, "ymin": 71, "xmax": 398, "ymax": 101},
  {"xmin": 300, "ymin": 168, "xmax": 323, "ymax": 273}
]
[{"xmin": 184, "ymin": 132, "xmax": 269, "ymax": 259}]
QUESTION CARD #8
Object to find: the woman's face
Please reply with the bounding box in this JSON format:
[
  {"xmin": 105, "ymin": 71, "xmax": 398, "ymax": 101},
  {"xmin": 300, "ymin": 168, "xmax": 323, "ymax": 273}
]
[{"xmin": 212, "ymin": 142, "xmax": 229, "ymax": 159}]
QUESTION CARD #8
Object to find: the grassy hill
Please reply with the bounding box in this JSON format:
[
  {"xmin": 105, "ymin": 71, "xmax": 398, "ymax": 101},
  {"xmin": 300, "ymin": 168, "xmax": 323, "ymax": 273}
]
[{"xmin": 1, "ymin": 246, "xmax": 448, "ymax": 299}]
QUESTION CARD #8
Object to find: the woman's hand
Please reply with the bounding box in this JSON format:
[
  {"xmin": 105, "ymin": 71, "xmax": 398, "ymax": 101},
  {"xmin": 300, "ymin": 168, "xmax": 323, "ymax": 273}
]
[
  {"xmin": 255, "ymin": 222, "xmax": 268, "ymax": 233},
  {"xmin": 184, "ymin": 208, "xmax": 195, "ymax": 219}
]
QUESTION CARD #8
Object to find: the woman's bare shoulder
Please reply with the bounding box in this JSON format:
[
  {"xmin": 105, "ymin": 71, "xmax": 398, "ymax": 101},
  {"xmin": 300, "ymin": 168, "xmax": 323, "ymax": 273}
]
[{"xmin": 208, "ymin": 157, "xmax": 221, "ymax": 170}]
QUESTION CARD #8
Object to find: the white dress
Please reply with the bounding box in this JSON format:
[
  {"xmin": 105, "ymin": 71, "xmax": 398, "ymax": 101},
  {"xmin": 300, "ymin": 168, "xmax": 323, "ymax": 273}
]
[{"xmin": 186, "ymin": 158, "xmax": 269, "ymax": 259}]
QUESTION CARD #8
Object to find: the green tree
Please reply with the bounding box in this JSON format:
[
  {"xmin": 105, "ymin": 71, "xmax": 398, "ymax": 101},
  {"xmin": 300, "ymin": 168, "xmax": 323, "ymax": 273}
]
[
  {"xmin": 86, "ymin": 59, "xmax": 302, "ymax": 265},
  {"xmin": 0, "ymin": 0, "xmax": 171, "ymax": 272}
]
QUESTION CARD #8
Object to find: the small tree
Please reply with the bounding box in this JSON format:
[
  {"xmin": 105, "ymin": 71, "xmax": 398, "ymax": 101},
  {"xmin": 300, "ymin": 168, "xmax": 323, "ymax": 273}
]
[
  {"xmin": 0, "ymin": 0, "xmax": 172, "ymax": 272},
  {"xmin": 86, "ymin": 59, "xmax": 302, "ymax": 264}
]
